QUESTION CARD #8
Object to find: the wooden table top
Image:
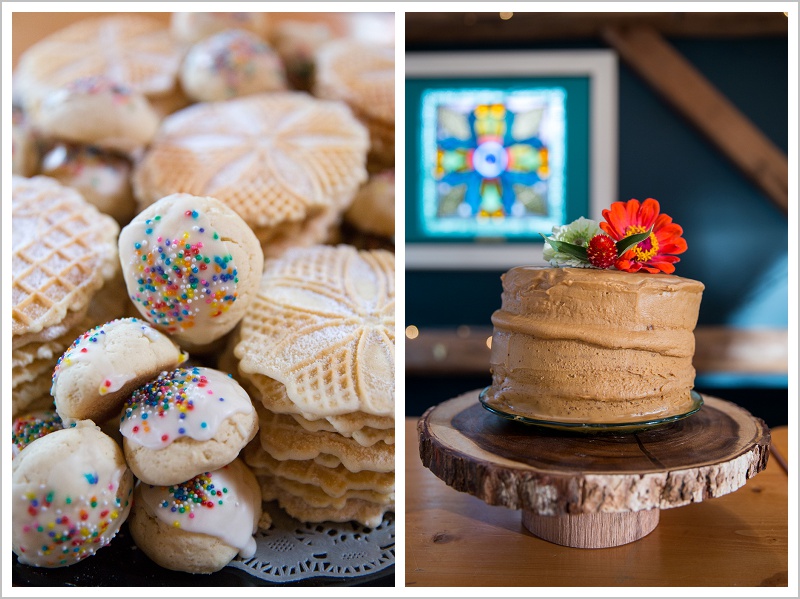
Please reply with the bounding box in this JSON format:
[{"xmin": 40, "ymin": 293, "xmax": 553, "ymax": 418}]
[{"xmin": 404, "ymin": 415, "xmax": 789, "ymax": 587}]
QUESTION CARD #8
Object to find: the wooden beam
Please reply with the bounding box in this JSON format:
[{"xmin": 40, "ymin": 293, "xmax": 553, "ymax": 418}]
[
  {"xmin": 602, "ymin": 25, "xmax": 788, "ymax": 213},
  {"xmin": 405, "ymin": 12, "xmax": 789, "ymax": 45},
  {"xmin": 405, "ymin": 325, "xmax": 788, "ymax": 376}
]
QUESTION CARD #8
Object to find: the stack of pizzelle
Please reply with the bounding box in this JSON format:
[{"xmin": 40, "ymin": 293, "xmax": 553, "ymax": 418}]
[
  {"xmin": 224, "ymin": 244, "xmax": 395, "ymax": 528},
  {"xmin": 11, "ymin": 176, "xmax": 120, "ymax": 418}
]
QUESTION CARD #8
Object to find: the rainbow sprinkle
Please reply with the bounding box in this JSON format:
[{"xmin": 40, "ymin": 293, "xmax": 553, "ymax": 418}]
[
  {"xmin": 16, "ymin": 481, "xmax": 131, "ymax": 567},
  {"xmin": 129, "ymin": 209, "xmax": 238, "ymax": 333},
  {"xmin": 121, "ymin": 367, "xmax": 204, "ymax": 437},
  {"xmin": 156, "ymin": 471, "xmax": 229, "ymax": 527},
  {"xmin": 12, "ymin": 412, "xmax": 64, "ymax": 456}
]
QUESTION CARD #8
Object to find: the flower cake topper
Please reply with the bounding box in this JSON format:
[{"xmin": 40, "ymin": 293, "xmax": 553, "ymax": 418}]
[{"xmin": 542, "ymin": 198, "xmax": 687, "ymax": 274}]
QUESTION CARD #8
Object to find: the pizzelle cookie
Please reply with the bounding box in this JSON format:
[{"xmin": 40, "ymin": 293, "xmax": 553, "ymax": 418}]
[
  {"xmin": 118, "ymin": 193, "xmax": 263, "ymax": 351},
  {"xmin": 254, "ymin": 405, "xmax": 394, "ymax": 474},
  {"xmin": 258, "ymin": 482, "xmax": 393, "ymax": 529},
  {"xmin": 243, "ymin": 442, "xmax": 395, "ymax": 498},
  {"xmin": 313, "ymin": 38, "xmax": 395, "ymax": 168},
  {"xmin": 12, "ymin": 175, "xmax": 119, "ymax": 339},
  {"xmin": 132, "ymin": 93, "xmax": 369, "ymax": 257},
  {"xmin": 235, "ymin": 245, "xmax": 395, "ymax": 418},
  {"xmin": 248, "ymin": 374, "xmax": 394, "ymax": 446},
  {"xmin": 14, "ymin": 15, "xmax": 183, "ymax": 115}
]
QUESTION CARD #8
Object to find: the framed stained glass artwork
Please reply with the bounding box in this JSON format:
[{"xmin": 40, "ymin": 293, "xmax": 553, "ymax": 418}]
[{"xmin": 406, "ymin": 50, "xmax": 618, "ymax": 269}]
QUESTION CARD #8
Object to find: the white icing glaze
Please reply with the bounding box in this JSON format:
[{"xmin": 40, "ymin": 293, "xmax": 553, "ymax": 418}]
[
  {"xmin": 51, "ymin": 317, "xmax": 177, "ymax": 396},
  {"xmin": 12, "ymin": 430, "xmax": 132, "ymax": 567},
  {"xmin": 120, "ymin": 367, "xmax": 254, "ymax": 449},
  {"xmin": 118, "ymin": 195, "xmax": 241, "ymax": 335},
  {"xmin": 138, "ymin": 459, "xmax": 259, "ymax": 557}
]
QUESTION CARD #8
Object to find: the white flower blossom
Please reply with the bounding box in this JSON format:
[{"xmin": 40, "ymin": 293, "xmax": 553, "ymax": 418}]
[{"xmin": 542, "ymin": 217, "xmax": 602, "ymax": 267}]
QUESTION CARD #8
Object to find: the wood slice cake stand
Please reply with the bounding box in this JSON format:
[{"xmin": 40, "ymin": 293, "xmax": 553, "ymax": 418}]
[{"xmin": 418, "ymin": 390, "xmax": 770, "ymax": 549}]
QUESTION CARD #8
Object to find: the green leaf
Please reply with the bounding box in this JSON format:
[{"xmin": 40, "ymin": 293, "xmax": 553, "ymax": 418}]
[
  {"xmin": 616, "ymin": 228, "xmax": 653, "ymax": 255},
  {"xmin": 540, "ymin": 234, "xmax": 588, "ymax": 262}
]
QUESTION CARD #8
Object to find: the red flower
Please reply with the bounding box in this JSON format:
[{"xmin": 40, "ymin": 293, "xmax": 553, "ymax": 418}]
[{"xmin": 599, "ymin": 198, "xmax": 687, "ymax": 274}]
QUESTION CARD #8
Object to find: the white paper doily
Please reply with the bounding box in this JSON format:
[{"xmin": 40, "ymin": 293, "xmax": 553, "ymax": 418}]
[{"xmin": 227, "ymin": 501, "xmax": 395, "ymax": 584}]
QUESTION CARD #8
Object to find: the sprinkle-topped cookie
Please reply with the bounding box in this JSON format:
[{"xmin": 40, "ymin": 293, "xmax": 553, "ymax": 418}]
[
  {"xmin": 179, "ymin": 28, "xmax": 287, "ymax": 102},
  {"xmin": 120, "ymin": 366, "xmax": 255, "ymax": 450},
  {"xmin": 11, "ymin": 422, "xmax": 134, "ymax": 568},
  {"xmin": 51, "ymin": 317, "xmax": 187, "ymax": 426},
  {"xmin": 118, "ymin": 193, "xmax": 263, "ymax": 349},
  {"xmin": 12, "ymin": 410, "xmax": 64, "ymax": 458},
  {"xmin": 136, "ymin": 459, "xmax": 260, "ymax": 560}
]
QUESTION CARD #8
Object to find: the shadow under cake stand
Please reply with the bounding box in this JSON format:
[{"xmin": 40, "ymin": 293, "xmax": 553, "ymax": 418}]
[{"xmin": 417, "ymin": 390, "xmax": 770, "ymax": 549}]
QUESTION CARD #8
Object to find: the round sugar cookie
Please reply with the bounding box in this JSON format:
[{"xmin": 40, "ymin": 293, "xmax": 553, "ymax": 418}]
[
  {"xmin": 12, "ymin": 409, "xmax": 64, "ymax": 458},
  {"xmin": 12, "ymin": 175, "xmax": 119, "ymax": 338},
  {"xmin": 128, "ymin": 458, "xmax": 261, "ymax": 574},
  {"xmin": 11, "ymin": 421, "xmax": 134, "ymax": 568},
  {"xmin": 120, "ymin": 366, "xmax": 258, "ymax": 486},
  {"xmin": 40, "ymin": 144, "xmax": 136, "ymax": 225},
  {"xmin": 118, "ymin": 193, "xmax": 263, "ymax": 350},
  {"xmin": 132, "ymin": 92, "xmax": 369, "ymax": 258},
  {"xmin": 235, "ymin": 245, "xmax": 395, "ymax": 418},
  {"xmin": 14, "ymin": 15, "xmax": 183, "ymax": 115},
  {"xmin": 171, "ymin": 12, "xmax": 269, "ymax": 45},
  {"xmin": 51, "ymin": 317, "xmax": 188, "ymax": 426},
  {"xmin": 179, "ymin": 29, "xmax": 287, "ymax": 102},
  {"xmin": 30, "ymin": 76, "xmax": 160, "ymax": 154},
  {"xmin": 343, "ymin": 168, "xmax": 395, "ymax": 238}
]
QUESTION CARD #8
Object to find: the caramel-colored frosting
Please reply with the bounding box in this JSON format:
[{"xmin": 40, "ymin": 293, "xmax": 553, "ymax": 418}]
[{"xmin": 486, "ymin": 267, "xmax": 704, "ymax": 423}]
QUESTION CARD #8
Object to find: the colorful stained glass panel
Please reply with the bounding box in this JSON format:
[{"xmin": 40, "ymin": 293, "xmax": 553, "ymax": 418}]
[{"xmin": 420, "ymin": 87, "xmax": 567, "ymax": 238}]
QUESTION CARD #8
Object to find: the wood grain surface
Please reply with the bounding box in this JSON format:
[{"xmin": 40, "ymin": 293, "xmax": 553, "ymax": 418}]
[
  {"xmin": 407, "ymin": 416, "xmax": 789, "ymax": 587},
  {"xmin": 419, "ymin": 391, "xmax": 770, "ymax": 516}
]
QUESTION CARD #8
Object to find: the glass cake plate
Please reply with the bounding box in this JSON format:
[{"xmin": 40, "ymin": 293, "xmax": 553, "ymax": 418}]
[{"xmin": 478, "ymin": 387, "xmax": 704, "ymax": 433}]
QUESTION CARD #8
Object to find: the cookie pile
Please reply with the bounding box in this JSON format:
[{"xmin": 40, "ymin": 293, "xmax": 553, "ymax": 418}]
[
  {"xmin": 230, "ymin": 244, "xmax": 395, "ymax": 528},
  {"xmin": 13, "ymin": 12, "xmax": 395, "ymax": 260},
  {"xmin": 11, "ymin": 11, "xmax": 396, "ymax": 577}
]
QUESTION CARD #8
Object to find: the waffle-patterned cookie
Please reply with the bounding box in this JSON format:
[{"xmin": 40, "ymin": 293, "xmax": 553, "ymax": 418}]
[
  {"xmin": 313, "ymin": 39, "xmax": 394, "ymax": 166},
  {"xmin": 243, "ymin": 442, "xmax": 394, "ymax": 497},
  {"xmin": 12, "ymin": 176, "xmax": 119, "ymax": 338},
  {"xmin": 258, "ymin": 478, "xmax": 393, "ymax": 528},
  {"xmin": 242, "ymin": 370, "xmax": 394, "ymax": 437},
  {"xmin": 254, "ymin": 405, "xmax": 394, "ymax": 474},
  {"xmin": 255, "ymin": 471, "xmax": 392, "ymax": 509},
  {"xmin": 235, "ymin": 245, "xmax": 395, "ymax": 418},
  {"xmin": 132, "ymin": 93, "xmax": 369, "ymax": 256},
  {"xmin": 14, "ymin": 15, "xmax": 183, "ymax": 113}
]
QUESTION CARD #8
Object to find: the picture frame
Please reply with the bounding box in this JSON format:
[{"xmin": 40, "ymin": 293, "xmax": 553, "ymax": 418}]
[{"xmin": 405, "ymin": 49, "xmax": 619, "ymax": 270}]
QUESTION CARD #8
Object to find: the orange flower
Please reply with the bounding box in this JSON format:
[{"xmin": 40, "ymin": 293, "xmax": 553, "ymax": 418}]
[{"xmin": 599, "ymin": 198, "xmax": 687, "ymax": 274}]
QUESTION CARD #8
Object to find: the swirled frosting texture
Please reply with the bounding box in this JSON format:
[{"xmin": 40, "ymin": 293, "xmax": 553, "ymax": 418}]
[{"xmin": 487, "ymin": 267, "xmax": 704, "ymax": 423}]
